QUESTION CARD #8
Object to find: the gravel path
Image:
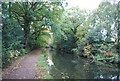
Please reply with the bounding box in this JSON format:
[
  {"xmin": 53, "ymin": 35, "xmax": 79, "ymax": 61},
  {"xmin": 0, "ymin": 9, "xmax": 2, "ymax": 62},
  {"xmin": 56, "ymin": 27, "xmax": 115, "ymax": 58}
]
[{"xmin": 2, "ymin": 49, "xmax": 41, "ymax": 79}]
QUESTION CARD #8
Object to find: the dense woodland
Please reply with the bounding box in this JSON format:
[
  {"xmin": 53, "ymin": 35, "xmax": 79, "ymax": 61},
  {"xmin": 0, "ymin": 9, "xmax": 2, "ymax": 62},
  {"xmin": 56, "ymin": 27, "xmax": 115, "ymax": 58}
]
[{"xmin": 2, "ymin": 0, "xmax": 120, "ymax": 68}]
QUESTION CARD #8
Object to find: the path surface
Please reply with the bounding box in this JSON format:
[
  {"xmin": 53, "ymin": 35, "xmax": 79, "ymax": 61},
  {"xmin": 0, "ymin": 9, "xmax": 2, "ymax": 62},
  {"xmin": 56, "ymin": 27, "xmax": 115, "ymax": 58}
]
[{"xmin": 2, "ymin": 49, "xmax": 41, "ymax": 79}]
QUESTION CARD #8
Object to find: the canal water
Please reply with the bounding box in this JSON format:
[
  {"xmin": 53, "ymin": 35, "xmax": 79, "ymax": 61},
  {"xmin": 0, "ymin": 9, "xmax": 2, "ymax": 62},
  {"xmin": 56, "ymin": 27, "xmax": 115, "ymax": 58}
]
[{"xmin": 48, "ymin": 49, "xmax": 119, "ymax": 79}]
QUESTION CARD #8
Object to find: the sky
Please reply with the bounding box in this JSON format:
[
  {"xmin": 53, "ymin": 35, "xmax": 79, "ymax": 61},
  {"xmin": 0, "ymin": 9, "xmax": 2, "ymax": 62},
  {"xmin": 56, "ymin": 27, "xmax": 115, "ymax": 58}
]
[{"xmin": 65, "ymin": 0, "xmax": 118, "ymax": 10}]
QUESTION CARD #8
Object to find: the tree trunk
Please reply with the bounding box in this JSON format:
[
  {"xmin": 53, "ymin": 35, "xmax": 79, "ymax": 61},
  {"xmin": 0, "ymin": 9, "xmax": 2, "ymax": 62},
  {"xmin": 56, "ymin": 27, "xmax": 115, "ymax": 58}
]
[{"xmin": 23, "ymin": 18, "xmax": 31, "ymax": 50}]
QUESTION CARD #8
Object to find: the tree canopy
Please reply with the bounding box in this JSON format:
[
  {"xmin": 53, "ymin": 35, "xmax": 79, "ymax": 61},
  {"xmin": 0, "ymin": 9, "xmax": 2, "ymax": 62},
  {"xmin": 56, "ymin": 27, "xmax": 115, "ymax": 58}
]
[{"xmin": 2, "ymin": 0, "xmax": 120, "ymax": 67}]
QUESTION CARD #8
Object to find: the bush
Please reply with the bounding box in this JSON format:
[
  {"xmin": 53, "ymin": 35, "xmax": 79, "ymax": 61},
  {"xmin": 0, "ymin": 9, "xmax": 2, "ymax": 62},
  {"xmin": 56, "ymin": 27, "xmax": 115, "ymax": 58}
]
[{"xmin": 2, "ymin": 48, "xmax": 28, "ymax": 68}]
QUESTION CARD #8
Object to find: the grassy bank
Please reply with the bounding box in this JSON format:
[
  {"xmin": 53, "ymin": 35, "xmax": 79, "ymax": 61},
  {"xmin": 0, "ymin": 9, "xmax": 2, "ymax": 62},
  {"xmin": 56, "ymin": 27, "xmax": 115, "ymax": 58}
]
[{"xmin": 37, "ymin": 54, "xmax": 53, "ymax": 79}]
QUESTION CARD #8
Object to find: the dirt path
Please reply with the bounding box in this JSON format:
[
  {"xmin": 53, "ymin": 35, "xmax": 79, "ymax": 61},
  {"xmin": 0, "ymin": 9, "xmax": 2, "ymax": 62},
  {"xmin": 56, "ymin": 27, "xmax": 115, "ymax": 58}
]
[{"xmin": 2, "ymin": 49, "xmax": 41, "ymax": 79}]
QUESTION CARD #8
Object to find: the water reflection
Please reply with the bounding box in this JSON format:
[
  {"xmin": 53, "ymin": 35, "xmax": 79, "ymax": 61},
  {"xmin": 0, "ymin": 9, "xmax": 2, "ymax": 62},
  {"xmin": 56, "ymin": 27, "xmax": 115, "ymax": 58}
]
[{"xmin": 48, "ymin": 50, "xmax": 119, "ymax": 79}]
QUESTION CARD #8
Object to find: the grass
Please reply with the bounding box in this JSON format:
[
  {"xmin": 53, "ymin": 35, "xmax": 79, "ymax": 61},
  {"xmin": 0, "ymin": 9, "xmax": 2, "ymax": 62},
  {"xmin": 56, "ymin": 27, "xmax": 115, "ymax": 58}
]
[
  {"xmin": 38, "ymin": 55, "xmax": 47, "ymax": 68},
  {"xmin": 37, "ymin": 55, "xmax": 53, "ymax": 79}
]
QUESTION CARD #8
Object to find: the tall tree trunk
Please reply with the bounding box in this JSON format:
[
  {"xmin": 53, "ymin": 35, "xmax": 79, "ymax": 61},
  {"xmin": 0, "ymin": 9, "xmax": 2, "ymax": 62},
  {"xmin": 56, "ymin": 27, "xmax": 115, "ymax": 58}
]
[
  {"xmin": 22, "ymin": 2, "xmax": 31, "ymax": 50},
  {"xmin": 23, "ymin": 20, "xmax": 30, "ymax": 50}
]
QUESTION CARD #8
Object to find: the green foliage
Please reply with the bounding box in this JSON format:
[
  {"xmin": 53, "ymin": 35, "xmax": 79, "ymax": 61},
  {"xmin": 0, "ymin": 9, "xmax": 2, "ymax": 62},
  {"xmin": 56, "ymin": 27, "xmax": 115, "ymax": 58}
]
[
  {"xmin": 38, "ymin": 55, "xmax": 47, "ymax": 68},
  {"xmin": 56, "ymin": 34, "xmax": 78, "ymax": 54},
  {"xmin": 54, "ymin": 7, "xmax": 88, "ymax": 54},
  {"xmin": 2, "ymin": 0, "xmax": 119, "ymax": 68},
  {"xmin": 72, "ymin": 1, "xmax": 119, "ymax": 63},
  {"xmin": 2, "ymin": 18, "xmax": 24, "ymax": 49},
  {"xmin": 2, "ymin": 1, "xmax": 64, "ymax": 68},
  {"xmin": 8, "ymin": 2, "xmax": 64, "ymax": 49},
  {"xmin": 28, "ymin": 32, "xmax": 51, "ymax": 50},
  {"xmin": 2, "ymin": 4, "xmax": 26, "ymax": 67},
  {"xmin": 2, "ymin": 48, "xmax": 28, "ymax": 68},
  {"xmin": 95, "ymin": 54, "xmax": 118, "ymax": 62},
  {"xmin": 85, "ymin": 27, "xmax": 104, "ymax": 44},
  {"xmin": 91, "ymin": 1, "xmax": 117, "ymax": 42}
]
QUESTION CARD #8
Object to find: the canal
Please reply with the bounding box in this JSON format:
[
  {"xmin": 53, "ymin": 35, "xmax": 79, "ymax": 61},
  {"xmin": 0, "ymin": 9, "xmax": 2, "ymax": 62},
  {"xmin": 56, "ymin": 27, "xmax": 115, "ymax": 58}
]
[{"xmin": 47, "ymin": 49, "xmax": 119, "ymax": 79}]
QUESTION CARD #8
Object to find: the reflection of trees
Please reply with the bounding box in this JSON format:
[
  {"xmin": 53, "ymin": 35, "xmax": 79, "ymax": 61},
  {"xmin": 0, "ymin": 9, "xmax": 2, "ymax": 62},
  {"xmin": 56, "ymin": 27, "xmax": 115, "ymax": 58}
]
[
  {"xmin": 50, "ymin": 53, "xmax": 77, "ymax": 79},
  {"xmin": 49, "ymin": 50, "xmax": 119, "ymax": 79}
]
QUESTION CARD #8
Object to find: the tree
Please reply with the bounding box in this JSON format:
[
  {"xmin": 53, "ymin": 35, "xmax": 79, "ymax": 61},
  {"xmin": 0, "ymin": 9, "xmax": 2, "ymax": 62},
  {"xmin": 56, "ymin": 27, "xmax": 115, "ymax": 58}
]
[
  {"xmin": 2, "ymin": 2, "xmax": 25, "ymax": 67},
  {"xmin": 9, "ymin": 1, "xmax": 64, "ymax": 49},
  {"xmin": 2, "ymin": 1, "xmax": 65, "ymax": 67},
  {"xmin": 53, "ymin": 7, "xmax": 89, "ymax": 54},
  {"xmin": 91, "ymin": 1, "xmax": 117, "ymax": 43}
]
